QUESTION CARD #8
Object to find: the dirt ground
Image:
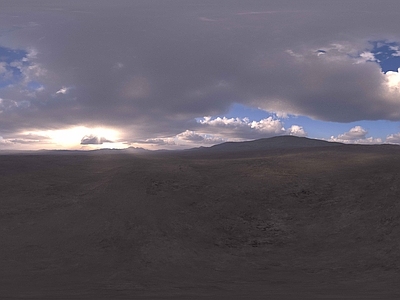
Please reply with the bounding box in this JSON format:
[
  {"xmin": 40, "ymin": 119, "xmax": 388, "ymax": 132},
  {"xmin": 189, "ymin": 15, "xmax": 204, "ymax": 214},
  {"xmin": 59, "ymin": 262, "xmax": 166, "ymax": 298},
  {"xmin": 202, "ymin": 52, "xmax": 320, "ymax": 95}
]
[{"xmin": 1, "ymin": 145, "xmax": 400, "ymax": 299}]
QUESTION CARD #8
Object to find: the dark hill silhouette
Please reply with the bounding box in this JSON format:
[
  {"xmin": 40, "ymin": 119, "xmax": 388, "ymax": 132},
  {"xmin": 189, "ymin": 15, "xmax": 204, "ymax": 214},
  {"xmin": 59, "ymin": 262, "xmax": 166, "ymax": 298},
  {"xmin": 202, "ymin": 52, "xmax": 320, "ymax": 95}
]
[
  {"xmin": 207, "ymin": 135, "xmax": 342, "ymax": 152},
  {"xmin": 183, "ymin": 135, "xmax": 344, "ymax": 158}
]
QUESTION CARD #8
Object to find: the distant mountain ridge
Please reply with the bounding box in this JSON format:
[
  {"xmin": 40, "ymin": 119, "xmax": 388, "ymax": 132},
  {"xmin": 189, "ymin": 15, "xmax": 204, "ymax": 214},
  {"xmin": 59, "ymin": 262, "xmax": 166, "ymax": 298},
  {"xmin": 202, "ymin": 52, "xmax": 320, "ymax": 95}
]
[{"xmin": 192, "ymin": 135, "xmax": 343, "ymax": 154}]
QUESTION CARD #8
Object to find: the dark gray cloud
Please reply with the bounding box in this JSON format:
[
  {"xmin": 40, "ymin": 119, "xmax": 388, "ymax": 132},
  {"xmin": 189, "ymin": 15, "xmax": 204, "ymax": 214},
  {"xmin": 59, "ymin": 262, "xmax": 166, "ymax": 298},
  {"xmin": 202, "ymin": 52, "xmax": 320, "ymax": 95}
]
[
  {"xmin": 80, "ymin": 135, "xmax": 112, "ymax": 145},
  {"xmin": 1, "ymin": 0, "xmax": 400, "ymax": 145}
]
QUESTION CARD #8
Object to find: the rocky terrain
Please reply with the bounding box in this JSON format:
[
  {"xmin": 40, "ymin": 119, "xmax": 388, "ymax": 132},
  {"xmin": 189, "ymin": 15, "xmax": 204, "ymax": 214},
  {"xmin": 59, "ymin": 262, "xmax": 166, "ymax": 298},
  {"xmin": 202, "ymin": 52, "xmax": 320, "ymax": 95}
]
[{"xmin": 1, "ymin": 137, "xmax": 400, "ymax": 299}]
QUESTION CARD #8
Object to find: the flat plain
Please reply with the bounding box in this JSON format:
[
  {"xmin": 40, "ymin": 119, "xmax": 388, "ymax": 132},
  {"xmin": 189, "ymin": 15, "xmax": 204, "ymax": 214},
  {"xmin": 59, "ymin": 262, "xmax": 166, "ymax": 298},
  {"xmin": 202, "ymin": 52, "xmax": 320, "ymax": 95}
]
[{"xmin": 1, "ymin": 138, "xmax": 400, "ymax": 299}]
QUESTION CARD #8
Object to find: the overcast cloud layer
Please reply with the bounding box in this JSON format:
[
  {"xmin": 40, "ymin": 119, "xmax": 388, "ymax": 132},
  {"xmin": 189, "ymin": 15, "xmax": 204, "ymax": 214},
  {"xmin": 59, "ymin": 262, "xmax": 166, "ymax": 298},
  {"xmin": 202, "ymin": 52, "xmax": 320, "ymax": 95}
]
[{"xmin": 2, "ymin": 0, "xmax": 400, "ymax": 149}]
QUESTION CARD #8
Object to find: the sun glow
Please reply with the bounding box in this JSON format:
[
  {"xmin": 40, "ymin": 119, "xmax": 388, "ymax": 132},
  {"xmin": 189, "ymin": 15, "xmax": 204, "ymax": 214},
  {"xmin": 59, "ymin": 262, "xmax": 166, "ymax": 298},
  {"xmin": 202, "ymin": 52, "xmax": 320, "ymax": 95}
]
[
  {"xmin": 386, "ymin": 68, "xmax": 400, "ymax": 89},
  {"xmin": 22, "ymin": 126, "xmax": 126, "ymax": 150}
]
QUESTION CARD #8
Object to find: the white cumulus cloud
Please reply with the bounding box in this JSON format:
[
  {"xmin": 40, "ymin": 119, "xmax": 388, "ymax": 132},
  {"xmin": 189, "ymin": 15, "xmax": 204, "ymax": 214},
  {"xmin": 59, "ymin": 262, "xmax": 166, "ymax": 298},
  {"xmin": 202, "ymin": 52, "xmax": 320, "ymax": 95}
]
[
  {"xmin": 337, "ymin": 126, "xmax": 367, "ymax": 140},
  {"xmin": 386, "ymin": 133, "xmax": 400, "ymax": 144},
  {"xmin": 330, "ymin": 126, "xmax": 382, "ymax": 144},
  {"xmin": 197, "ymin": 116, "xmax": 307, "ymax": 141},
  {"xmin": 287, "ymin": 125, "xmax": 307, "ymax": 137}
]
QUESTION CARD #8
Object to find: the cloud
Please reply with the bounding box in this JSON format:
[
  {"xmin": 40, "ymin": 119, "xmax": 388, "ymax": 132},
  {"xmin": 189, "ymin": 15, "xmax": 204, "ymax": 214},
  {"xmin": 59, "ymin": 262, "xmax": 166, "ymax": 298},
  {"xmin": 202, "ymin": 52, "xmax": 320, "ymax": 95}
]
[
  {"xmin": 386, "ymin": 133, "xmax": 400, "ymax": 144},
  {"xmin": 0, "ymin": 137, "xmax": 12, "ymax": 146},
  {"xmin": 8, "ymin": 139, "xmax": 40, "ymax": 144},
  {"xmin": 287, "ymin": 125, "xmax": 307, "ymax": 137},
  {"xmin": 80, "ymin": 135, "xmax": 112, "ymax": 145},
  {"xmin": 199, "ymin": 116, "xmax": 285, "ymax": 132},
  {"xmin": 176, "ymin": 130, "xmax": 205, "ymax": 142},
  {"xmin": 2, "ymin": 1, "xmax": 400, "ymax": 147},
  {"xmin": 197, "ymin": 116, "xmax": 296, "ymax": 139},
  {"xmin": 139, "ymin": 131, "xmax": 226, "ymax": 147},
  {"xmin": 359, "ymin": 51, "xmax": 377, "ymax": 63},
  {"xmin": 0, "ymin": 131, "xmax": 52, "ymax": 147},
  {"xmin": 141, "ymin": 138, "xmax": 176, "ymax": 146},
  {"xmin": 389, "ymin": 45, "xmax": 400, "ymax": 57},
  {"xmin": 385, "ymin": 69, "xmax": 400, "ymax": 88},
  {"xmin": 0, "ymin": 98, "xmax": 31, "ymax": 113},
  {"xmin": 135, "ymin": 117, "xmax": 306, "ymax": 148},
  {"xmin": 198, "ymin": 17, "xmax": 220, "ymax": 22},
  {"xmin": 0, "ymin": 62, "xmax": 8, "ymax": 74},
  {"xmin": 176, "ymin": 130, "xmax": 226, "ymax": 145},
  {"xmin": 357, "ymin": 137, "xmax": 383, "ymax": 144},
  {"xmin": 336, "ymin": 126, "xmax": 367, "ymax": 141},
  {"xmin": 114, "ymin": 62, "xmax": 124, "ymax": 70},
  {"xmin": 250, "ymin": 118, "xmax": 286, "ymax": 133},
  {"xmin": 120, "ymin": 76, "xmax": 151, "ymax": 99},
  {"xmin": 56, "ymin": 87, "xmax": 69, "ymax": 95},
  {"xmin": 330, "ymin": 126, "xmax": 382, "ymax": 144},
  {"xmin": 190, "ymin": 115, "xmax": 307, "ymax": 141}
]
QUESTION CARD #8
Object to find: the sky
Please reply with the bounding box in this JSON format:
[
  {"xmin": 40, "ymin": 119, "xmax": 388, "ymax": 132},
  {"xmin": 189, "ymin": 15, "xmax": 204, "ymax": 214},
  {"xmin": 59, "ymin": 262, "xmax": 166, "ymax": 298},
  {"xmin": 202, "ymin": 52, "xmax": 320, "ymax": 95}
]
[{"xmin": 2, "ymin": 0, "xmax": 400, "ymax": 150}]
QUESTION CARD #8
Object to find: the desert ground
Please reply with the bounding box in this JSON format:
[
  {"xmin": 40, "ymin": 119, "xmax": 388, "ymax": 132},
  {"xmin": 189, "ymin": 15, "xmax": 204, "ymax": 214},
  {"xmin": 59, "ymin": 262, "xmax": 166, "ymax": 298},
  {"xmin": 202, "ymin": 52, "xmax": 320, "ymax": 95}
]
[{"xmin": 1, "ymin": 137, "xmax": 400, "ymax": 299}]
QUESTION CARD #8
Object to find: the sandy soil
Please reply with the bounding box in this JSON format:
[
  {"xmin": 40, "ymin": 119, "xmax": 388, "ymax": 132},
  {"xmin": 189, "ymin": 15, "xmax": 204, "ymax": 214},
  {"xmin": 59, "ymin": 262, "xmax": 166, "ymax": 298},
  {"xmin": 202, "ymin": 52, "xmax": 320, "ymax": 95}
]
[{"xmin": 1, "ymin": 145, "xmax": 400, "ymax": 299}]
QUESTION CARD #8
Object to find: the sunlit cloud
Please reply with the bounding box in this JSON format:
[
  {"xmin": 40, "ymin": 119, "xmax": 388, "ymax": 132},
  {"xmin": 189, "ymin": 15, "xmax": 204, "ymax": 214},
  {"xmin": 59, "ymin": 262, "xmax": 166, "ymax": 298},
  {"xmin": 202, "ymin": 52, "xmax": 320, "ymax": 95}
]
[
  {"xmin": 330, "ymin": 126, "xmax": 382, "ymax": 144},
  {"xmin": 20, "ymin": 126, "xmax": 123, "ymax": 149},
  {"xmin": 56, "ymin": 87, "xmax": 70, "ymax": 95}
]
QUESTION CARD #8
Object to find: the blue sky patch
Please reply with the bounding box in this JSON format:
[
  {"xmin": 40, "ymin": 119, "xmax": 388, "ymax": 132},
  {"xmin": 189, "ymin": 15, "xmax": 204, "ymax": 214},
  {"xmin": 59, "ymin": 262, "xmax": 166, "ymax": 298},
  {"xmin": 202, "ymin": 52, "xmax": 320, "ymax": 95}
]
[
  {"xmin": 0, "ymin": 46, "xmax": 27, "ymax": 64},
  {"xmin": 370, "ymin": 41, "xmax": 400, "ymax": 73},
  {"xmin": 0, "ymin": 46, "xmax": 29, "ymax": 88}
]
